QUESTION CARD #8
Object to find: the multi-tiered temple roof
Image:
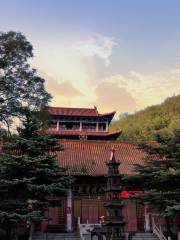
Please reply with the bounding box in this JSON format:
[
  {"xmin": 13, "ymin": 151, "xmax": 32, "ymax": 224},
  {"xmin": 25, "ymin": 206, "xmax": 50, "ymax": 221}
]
[
  {"xmin": 47, "ymin": 107, "xmax": 121, "ymax": 140},
  {"xmin": 53, "ymin": 140, "xmax": 148, "ymax": 176}
]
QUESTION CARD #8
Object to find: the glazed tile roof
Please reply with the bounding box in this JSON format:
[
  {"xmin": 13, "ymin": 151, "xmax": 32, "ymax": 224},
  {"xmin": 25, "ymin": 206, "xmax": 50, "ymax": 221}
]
[
  {"xmin": 56, "ymin": 140, "xmax": 148, "ymax": 176},
  {"xmin": 48, "ymin": 107, "xmax": 115, "ymax": 118},
  {"xmin": 46, "ymin": 129, "xmax": 121, "ymax": 137}
]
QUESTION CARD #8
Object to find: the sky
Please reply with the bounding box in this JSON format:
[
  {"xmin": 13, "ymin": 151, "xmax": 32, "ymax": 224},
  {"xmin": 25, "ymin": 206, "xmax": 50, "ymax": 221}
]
[{"xmin": 0, "ymin": 0, "xmax": 180, "ymax": 115}]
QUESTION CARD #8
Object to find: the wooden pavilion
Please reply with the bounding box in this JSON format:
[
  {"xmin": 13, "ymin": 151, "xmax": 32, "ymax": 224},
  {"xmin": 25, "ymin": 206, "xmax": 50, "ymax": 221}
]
[{"xmin": 39, "ymin": 107, "xmax": 147, "ymax": 233}]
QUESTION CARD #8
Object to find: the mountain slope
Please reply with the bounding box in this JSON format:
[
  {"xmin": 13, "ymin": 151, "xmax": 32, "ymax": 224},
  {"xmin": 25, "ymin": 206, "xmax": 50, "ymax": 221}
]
[{"xmin": 110, "ymin": 95, "xmax": 180, "ymax": 141}]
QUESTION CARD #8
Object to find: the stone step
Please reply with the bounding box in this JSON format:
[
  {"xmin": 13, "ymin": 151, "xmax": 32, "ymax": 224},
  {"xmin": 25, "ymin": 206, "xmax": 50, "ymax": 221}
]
[
  {"xmin": 135, "ymin": 233, "xmax": 156, "ymax": 236},
  {"xmin": 32, "ymin": 233, "xmax": 81, "ymax": 240},
  {"xmin": 132, "ymin": 232, "xmax": 158, "ymax": 240},
  {"xmin": 133, "ymin": 236, "xmax": 157, "ymax": 238},
  {"xmin": 81, "ymin": 233, "xmax": 91, "ymax": 240},
  {"xmin": 32, "ymin": 237, "xmax": 81, "ymax": 240},
  {"xmin": 132, "ymin": 238, "xmax": 157, "ymax": 240}
]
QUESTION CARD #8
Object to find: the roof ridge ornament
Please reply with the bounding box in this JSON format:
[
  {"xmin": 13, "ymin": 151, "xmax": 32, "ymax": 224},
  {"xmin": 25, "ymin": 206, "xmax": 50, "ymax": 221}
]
[{"xmin": 110, "ymin": 146, "xmax": 116, "ymax": 162}]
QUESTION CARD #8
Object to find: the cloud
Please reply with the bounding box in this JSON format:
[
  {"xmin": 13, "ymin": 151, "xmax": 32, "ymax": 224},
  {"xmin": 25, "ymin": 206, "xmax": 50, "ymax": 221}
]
[
  {"xmin": 42, "ymin": 66, "xmax": 180, "ymax": 114},
  {"xmin": 32, "ymin": 35, "xmax": 180, "ymax": 113},
  {"xmin": 45, "ymin": 77, "xmax": 83, "ymax": 97},
  {"xmin": 74, "ymin": 34, "xmax": 117, "ymax": 67},
  {"xmin": 169, "ymin": 68, "xmax": 180, "ymax": 75},
  {"xmin": 95, "ymin": 69, "xmax": 180, "ymax": 112},
  {"xmin": 94, "ymin": 82, "xmax": 136, "ymax": 113},
  {"xmin": 58, "ymin": 81, "xmax": 83, "ymax": 97},
  {"xmin": 128, "ymin": 70, "xmax": 180, "ymax": 97},
  {"xmin": 33, "ymin": 42, "xmax": 92, "ymax": 95}
]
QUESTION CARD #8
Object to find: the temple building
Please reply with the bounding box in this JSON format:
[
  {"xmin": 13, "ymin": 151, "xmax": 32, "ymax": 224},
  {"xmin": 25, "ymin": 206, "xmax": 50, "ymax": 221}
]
[
  {"xmin": 37, "ymin": 107, "xmax": 146, "ymax": 234},
  {"xmin": 47, "ymin": 106, "xmax": 121, "ymax": 140}
]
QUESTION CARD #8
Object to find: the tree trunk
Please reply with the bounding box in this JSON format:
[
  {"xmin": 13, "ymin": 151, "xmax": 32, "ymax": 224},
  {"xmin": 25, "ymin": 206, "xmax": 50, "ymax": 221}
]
[
  {"xmin": 165, "ymin": 216, "xmax": 173, "ymax": 239},
  {"xmin": 5, "ymin": 222, "xmax": 19, "ymax": 240},
  {"xmin": 5, "ymin": 223, "xmax": 12, "ymax": 240},
  {"xmin": 12, "ymin": 224, "xmax": 18, "ymax": 240},
  {"xmin": 28, "ymin": 222, "xmax": 34, "ymax": 240}
]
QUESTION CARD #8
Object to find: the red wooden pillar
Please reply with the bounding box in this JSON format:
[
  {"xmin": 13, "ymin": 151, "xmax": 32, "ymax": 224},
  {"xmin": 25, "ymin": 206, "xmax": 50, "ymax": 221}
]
[
  {"xmin": 46, "ymin": 197, "xmax": 67, "ymax": 232},
  {"xmin": 123, "ymin": 200, "xmax": 137, "ymax": 232},
  {"xmin": 67, "ymin": 189, "xmax": 73, "ymax": 232}
]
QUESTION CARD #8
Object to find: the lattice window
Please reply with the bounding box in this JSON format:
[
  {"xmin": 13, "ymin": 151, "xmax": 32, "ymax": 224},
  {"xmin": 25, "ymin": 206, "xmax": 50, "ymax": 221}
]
[
  {"xmin": 74, "ymin": 199, "xmax": 81, "ymax": 218},
  {"xmin": 58, "ymin": 200, "xmax": 64, "ymax": 221},
  {"xmin": 98, "ymin": 199, "xmax": 106, "ymax": 218}
]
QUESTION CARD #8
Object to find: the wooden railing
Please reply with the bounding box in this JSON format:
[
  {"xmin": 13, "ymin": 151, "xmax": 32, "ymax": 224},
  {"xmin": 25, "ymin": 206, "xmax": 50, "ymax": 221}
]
[
  {"xmin": 78, "ymin": 217, "xmax": 101, "ymax": 240},
  {"xmin": 151, "ymin": 215, "xmax": 167, "ymax": 240}
]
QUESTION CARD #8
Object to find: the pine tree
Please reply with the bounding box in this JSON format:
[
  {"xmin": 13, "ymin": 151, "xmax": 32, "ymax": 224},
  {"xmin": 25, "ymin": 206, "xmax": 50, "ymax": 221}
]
[
  {"xmin": 0, "ymin": 109, "xmax": 73, "ymax": 240},
  {"xmin": 125, "ymin": 129, "xmax": 180, "ymax": 237}
]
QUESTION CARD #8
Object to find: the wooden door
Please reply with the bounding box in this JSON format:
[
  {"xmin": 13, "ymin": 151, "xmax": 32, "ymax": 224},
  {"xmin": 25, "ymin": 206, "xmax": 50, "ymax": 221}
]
[
  {"xmin": 48, "ymin": 199, "xmax": 66, "ymax": 232},
  {"xmin": 136, "ymin": 202, "xmax": 145, "ymax": 232},
  {"xmin": 73, "ymin": 199, "xmax": 81, "ymax": 230},
  {"xmin": 48, "ymin": 206, "xmax": 59, "ymax": 225},
  {"xmin": 123, "ymin": 200, "xmax": 137, "ymax": 232},
  {"xmin": 81, "ymin": 199, "xmax": 99, "ymax": 223}
]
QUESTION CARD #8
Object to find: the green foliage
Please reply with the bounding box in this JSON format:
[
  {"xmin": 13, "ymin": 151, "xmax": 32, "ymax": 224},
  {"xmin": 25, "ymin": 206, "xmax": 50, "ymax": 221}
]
[
  {"xmin": 110, "ymin": 95, "xmax": 180, "ymax": 141},
  {"xmin": 0, "ymin": 31, "xmax": 51, "ymax": 130},
  {"xmin": 0, "ymin": 109, "xmax": 73, "ymax": 237},
  {"xmin": 125, "ymin": 129, "xmax": 180, "ymax": 234}
]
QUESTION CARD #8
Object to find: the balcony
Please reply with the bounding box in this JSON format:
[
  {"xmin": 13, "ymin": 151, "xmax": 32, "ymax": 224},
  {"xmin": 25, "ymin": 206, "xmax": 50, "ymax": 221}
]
[
  {"xmin": 59, "ymin": 122, "xmax": 80, "ymax": 131},
  {"xmin": 49, "ymin": 121, "xmax": 109, "ymax": 133},
  {"xmin": 105, "ymin": 216, "xmax": 124, "ymax": 223}
]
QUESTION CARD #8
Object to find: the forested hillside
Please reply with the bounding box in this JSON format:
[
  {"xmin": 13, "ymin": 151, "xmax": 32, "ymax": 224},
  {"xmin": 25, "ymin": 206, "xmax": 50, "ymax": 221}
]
[{"xmin": 110, "ymin": 95, "xmax": 180, "ymax": 141}]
